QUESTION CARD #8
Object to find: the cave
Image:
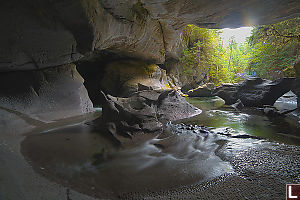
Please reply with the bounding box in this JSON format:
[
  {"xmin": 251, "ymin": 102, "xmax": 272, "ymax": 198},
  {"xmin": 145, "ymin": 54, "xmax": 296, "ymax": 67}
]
[{"xmin": 0, "ymin": 1, "xmax": 300, "ymax": 199}]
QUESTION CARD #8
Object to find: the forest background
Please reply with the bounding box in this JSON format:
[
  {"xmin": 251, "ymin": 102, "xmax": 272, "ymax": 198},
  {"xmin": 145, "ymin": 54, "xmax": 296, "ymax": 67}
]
[{"xmin": 179, "ymin": 17, "xmax": 300, "ymax": 86}]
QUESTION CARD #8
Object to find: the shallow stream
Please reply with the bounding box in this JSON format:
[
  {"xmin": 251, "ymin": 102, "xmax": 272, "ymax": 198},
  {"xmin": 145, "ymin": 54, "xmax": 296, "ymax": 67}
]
[
  {"xmin": 179, "ymin": 107, "xmax": 300, "ymax": 146},
  {"xmin": 20, "ymin": 96, "xmax": 300, "ymax": 198}
]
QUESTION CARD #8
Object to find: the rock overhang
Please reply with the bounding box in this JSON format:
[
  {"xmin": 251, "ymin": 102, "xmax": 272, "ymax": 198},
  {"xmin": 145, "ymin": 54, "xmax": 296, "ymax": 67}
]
[{"xmin": 0, "ymin": 0, "xmax": 299, "ymax": 71}]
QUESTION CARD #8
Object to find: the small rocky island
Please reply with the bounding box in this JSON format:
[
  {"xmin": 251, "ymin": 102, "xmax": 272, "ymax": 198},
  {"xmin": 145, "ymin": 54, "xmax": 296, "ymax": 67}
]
[{"xmin": 0, "ymin": 0, "xmax": 299, "ymax": 200}]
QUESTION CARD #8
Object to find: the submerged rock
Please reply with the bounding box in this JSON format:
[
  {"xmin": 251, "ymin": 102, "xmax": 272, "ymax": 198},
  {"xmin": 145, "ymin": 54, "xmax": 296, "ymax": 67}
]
[
  {"xmin": 186, "ymin": 96, "xmax": 225, "ymax": 110},
  {"xmin": 263, "ymin": 106, "xmax": 284, "ymax": 118},
  {"xmin": 96, "ymin": 90, "xmax": 202, "ymax": 144}
]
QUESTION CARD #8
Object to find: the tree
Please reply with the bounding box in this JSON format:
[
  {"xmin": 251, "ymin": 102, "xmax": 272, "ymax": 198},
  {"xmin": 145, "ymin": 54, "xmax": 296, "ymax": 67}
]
[
  {"xmin": 180, "ymin": 17, "xmax": 300, "ymax": 86},
  {"xmin": 180, "ymin": 25, "xmax": 230, "ymax": 86},
  {"xmin": 247, "ymin": 17, "xmax": 300, "ymax": 79},
  {"xmin": 228, "ymin": 37, "xmax": 251, "ymax": 82}
]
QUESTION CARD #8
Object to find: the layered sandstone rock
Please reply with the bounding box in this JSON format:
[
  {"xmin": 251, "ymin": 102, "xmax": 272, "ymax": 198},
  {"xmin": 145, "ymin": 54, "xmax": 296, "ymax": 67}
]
[
  {"xmin": 0, "ymin": 64, "xmax": 94, "ymax": 124},
  {"xmin": 214, "ymin": 77, "xmax": 296, "ymax": 107},
  {"xmin": 0, "ymin": 0, "xmax": 299, "ymax": 72},
  {"xmin": 237, "ymin": 77, "xmax": 295, "ymax": 107},
  {"xmin": 95, "ymin": 90, "xmax": 202, "ymax": 144},
  {"xmin": 100, "ymin": 60, "xmax": 172, "ymax": 97}
]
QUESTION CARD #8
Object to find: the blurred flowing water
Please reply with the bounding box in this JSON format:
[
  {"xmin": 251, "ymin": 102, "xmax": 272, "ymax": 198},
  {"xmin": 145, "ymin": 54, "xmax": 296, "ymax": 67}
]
[
  {"xmin": 180, "ymin": 93, "xmax": 300, "ymax": 146},
  {"xmin": 21, "ymin": 119, "xmax": 233, "ymax": 197}
]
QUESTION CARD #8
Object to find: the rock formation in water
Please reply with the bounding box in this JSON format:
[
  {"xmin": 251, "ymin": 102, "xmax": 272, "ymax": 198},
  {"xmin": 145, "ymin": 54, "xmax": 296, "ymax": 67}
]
[
  {"xmin": 214, "ymin": 77, "xmax": 297, "ymax": 107},
  {"xmin": 187, "ymin": 83, "xmax": 215, "ymax": 97},
  {"xmin": 237, "ymin": 77, "xmax": 295, "ymax": 107},
  {"xmin": 96, "ymin": 90, "xmax": 201, "ymax": 144},
  {"xmin": 214, "ymin": 83, "xmax": 240, "ymax": 105}
]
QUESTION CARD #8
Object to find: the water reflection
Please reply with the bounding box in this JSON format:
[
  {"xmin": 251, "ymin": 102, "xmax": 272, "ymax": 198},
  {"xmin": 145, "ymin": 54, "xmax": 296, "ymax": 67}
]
[{"xmin": 179, "ymin": 108, "xmax": 300, "ymax": 145}]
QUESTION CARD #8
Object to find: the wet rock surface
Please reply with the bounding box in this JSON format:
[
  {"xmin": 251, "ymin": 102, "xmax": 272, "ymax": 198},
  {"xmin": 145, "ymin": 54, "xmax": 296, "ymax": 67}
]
[
  {"xmin": 187, "ymin": 83, "xmax": 215, "ymax": 97},
  {"xmin": 214, "ymin": 83, "xmax": 239, "ymax": 105},
  {"xmin": 215, "ymin": 77, "xmax": 297, "ymax": 107},
  {"xmin": 95, "ymin": 90, "xmax": 202, "ymax": 144}
]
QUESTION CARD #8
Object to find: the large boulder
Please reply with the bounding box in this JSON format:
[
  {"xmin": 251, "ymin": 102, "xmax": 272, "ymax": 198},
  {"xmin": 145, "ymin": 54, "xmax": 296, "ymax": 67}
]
[
  {"xmin": 214, "ymin": 83, "xmax": 240, "ymax": 105},
  {"xmin": 96, "ymin": 90, "xmax": 201, "ymax": 144},
  {"xmin": 187, "ymin": 83, "xmax": 215, "ymax": 97},
  {"xmin": 237, "ymin": 77, "xmax": 295, "ymax": 107},
  {"xmin": 214, "ymin": 77, "xmax": 296, "ymax": 107}
]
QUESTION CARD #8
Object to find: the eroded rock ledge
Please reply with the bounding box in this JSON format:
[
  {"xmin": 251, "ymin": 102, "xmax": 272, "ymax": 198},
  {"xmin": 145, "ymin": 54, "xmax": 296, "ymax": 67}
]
[
  {"xmin": 95, "ymin": 90, "xmax": 201, "ymax": 144},
  {"xmin": 0, "ymin": 64, "xmax": 94, "ymax": 131},
  {"xmin": 0, "ymin": 0, "xmax": 299, "ymax": 72},
  {"xmin": 214, "ymin": 77, "xmax": 298, "ymax": 107}
]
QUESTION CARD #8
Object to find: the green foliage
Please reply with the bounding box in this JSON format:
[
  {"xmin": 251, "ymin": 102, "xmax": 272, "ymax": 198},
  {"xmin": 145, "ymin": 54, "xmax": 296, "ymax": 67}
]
[
  {"xmin": 247, "ymin": 17, "xmax": 300, "ymax": 79},
  {"xmin": 180, "ymin": 25, "xmax": 230, "ymax": 86},
  {"xmin": 227, "ymin": 37, "xmax": 251, "ymax": 82},
  {"xmin": 180, "ymin": 25, "xmax": 250, "ymax": 86},
  {"xmin": 180, "ymin": 18, "xmax": 300, "ymax": 86}
]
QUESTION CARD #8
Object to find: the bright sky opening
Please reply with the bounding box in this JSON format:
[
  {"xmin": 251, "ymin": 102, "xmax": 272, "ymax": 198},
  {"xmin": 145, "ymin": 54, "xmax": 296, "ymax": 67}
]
[{"xmin": 220, "ymin": 27, "xmax": 253, "ymax": 46}]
